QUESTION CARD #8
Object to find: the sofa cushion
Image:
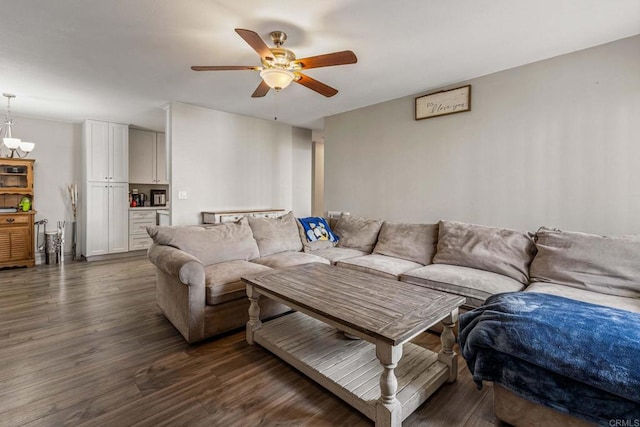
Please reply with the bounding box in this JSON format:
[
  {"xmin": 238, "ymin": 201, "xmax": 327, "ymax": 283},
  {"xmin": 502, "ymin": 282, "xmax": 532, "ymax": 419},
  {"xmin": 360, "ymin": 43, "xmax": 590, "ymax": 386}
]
[
  {"xmin": 337, "ymin": 254, "xmax": 424, "ymax": 280},
  {"xmin": 252, "ymin": 251, "xmax": 330, "ymax": 269},
  {"xmin": 307, "ymin": 247, "xmax": 368, "ymax": 265},
  {"xmin": 334, "ymin": 214, "xmax": 383, "ymax": 253},
  {"xmin": 526, "ymin": 283, "xmax": 640, "ymax": 314},
  {"xmin": 204, "ymin": 260, "xmax": 272, "ymax": 306},
  {"xmin": 401, "ymin": 264, "xmax": 525, "ymax": 308},
  {"xmin": 147, "ymin": 217, "xmax": 259, "ymax": 266},
  {"xmin": 530, "ymin": 228, "xmax": 640, "ymax": 298},
  {"xmin": 373, "ymin": 222, "xmax": 438, "ymax": 265},
  {"xmin": 248, "ymin": 211, "xmax": 302, "ymax": 257},
  {"xmin": 296, "ymin": 217, "xmax": 336, "ymax": 252},
  {"xmin": 433, "ymin": 220, "xmax": 536, "ymax": 284}
]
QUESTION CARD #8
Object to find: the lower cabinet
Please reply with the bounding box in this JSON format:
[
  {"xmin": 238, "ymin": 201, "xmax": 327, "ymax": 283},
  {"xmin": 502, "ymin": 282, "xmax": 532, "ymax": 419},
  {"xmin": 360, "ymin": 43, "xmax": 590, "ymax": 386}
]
[
  {"xmin": 0, "ymin": 213, "xmax": 34, "ymax": 268},
  {"xmin": 84, "ymin": 182, "xmax": 129, "ymax": 257},
  {"xmin": 128, "ymin": 209, "xmax": 155, "ymax": 251}
]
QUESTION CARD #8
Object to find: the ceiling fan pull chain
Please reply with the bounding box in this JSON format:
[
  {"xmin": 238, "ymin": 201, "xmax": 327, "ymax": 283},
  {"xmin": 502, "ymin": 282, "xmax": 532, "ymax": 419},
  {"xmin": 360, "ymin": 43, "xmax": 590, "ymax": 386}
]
[{"xmin": 273, "ymin": 91, "xmax": 279, "ymax": 121}]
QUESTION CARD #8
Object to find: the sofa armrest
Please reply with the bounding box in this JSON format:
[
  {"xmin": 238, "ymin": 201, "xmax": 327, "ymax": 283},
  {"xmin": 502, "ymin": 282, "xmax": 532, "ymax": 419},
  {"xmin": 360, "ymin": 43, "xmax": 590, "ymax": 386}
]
[
  {"xmin": 148, "ymin": 243, "xmax": 205, "ymax": 286},
  {"xmin": 147, "ymin": 243, "xmax": 206, "ymax": 343}
]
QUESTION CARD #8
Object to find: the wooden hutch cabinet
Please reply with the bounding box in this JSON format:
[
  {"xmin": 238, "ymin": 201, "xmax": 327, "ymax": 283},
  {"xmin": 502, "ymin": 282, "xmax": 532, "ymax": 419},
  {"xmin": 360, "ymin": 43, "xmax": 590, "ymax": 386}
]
[{"xmin": 0, "ymin": 158, "xmax": 35, "ymax": 268}]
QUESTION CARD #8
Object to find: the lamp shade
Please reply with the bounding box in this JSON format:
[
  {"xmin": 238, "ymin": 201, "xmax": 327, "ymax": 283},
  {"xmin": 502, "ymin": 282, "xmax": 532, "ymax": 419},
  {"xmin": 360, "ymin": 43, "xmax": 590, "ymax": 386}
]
[
  {"xmin": 19, "ymin": 141, "xmax": 35, "ymax": 152},
  {"xmin": 3, "ymin": 137, "xmax": 21, "ymax": 149},
  {"xmin": 260, "ymin": 68, "xmax": 294, "ymax": 90}
]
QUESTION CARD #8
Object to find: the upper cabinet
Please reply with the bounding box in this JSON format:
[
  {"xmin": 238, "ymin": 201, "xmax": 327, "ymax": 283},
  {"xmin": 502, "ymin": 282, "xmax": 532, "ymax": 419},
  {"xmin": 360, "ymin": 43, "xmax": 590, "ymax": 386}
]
[
  {"xmin": 129, "ymin": 129, "xmax": 168, "ymax": 184},
  {"xmin": 0, "ymin": 158, "xmax": 34, "ymax": 194},
  {"xmin": 0, "ymin": 158, "xmax": 36, "ymax": 268},
  {"xmin": 155, "ymin": 132, "xmax": 167, "ymax": 184},
  {"xmin": 109, "ymin": 124, "xmax": 129, "ymax": 182},
  {"xmin": 84, "ymin": 120, "xmax": 129, "ymax": 183}
]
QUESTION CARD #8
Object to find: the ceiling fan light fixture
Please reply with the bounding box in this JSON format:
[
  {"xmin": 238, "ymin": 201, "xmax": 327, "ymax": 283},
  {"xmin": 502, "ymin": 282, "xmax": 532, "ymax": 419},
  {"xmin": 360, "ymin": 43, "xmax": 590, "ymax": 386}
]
[{"xmin": 260, "ymin": 68, "xmax": 294, "ymax": 91}]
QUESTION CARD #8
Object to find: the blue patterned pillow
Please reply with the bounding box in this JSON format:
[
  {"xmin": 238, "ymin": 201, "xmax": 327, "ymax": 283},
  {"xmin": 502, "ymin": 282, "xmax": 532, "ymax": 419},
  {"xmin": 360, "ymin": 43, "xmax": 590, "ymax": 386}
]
[{"xmin": 298, "ymin": 217, "xmax": 338, "ymax": 243}]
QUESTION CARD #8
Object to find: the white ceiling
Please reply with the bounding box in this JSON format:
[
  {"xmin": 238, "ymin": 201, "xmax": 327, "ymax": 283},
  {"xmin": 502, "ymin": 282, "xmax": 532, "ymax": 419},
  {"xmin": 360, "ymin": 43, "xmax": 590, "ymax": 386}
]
[{"xmin": 1, "ymin": 0, "xmax": 639, "ymax": 132}]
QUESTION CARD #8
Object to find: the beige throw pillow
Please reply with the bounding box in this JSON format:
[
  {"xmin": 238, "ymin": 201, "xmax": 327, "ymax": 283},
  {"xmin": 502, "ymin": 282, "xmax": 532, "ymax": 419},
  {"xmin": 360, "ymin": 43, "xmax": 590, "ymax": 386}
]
[
  {"xmin": 530, "ymin": 227, "xmax": 640, "ymax": 298},
  {"xmin": 373, "ymin": 222, "xmax": 438, "ymax": 265},
  {"xmin": 147, "ymin": 217, "xmax": 259, "ymax": 265},
  {"xmin": 334, "ymin": 214, "xmax": 383, "ymax": 253},
  {"xmin": 248, "ymin": 211, "xmax": 303, "ymax": 257},
  {"xmin": 433, "ymin": 220, "xmax": 536, "ymax": 284}
]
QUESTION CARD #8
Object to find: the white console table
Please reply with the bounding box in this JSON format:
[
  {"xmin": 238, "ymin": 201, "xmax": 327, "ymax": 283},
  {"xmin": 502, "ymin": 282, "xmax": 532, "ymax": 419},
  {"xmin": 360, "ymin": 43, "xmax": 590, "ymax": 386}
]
[{"xmin": 201, "ymin": 208, "xmax": 285, "ymax": 224}]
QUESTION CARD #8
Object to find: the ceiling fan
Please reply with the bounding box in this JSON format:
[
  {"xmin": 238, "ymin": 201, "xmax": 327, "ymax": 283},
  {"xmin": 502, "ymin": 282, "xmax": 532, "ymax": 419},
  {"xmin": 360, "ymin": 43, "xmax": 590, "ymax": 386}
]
[{"xmin": 191, "ymin": 29, "xmax": 357, "ymax": 98}]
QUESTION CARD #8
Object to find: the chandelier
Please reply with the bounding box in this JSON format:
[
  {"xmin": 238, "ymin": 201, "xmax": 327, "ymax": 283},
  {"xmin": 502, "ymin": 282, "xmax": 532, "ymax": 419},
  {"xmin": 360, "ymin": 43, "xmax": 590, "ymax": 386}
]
[{"xmin": 0, "ymin": 93, "xmax": 35, "ymax": 158}]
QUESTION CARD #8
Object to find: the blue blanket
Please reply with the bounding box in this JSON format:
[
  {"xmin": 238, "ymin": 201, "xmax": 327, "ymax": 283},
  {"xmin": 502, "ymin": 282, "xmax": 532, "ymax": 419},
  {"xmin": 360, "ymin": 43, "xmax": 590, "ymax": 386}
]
[{"xmin": 459, "ymin": 292, "xmax": 640, "ymax": 425}]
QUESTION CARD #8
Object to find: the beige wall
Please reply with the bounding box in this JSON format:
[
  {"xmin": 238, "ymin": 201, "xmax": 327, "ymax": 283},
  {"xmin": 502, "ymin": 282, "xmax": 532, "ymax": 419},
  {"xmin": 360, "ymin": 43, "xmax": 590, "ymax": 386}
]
[
  {"xmin": 312, "ymin": 141, "xmax": 325, "ymax": 216},
  {"xmin": 11, "ymin": 116, "xmax": 82, "ymax": 259},
  {"xmin": 168, "ymin": 102, "xmax": 306, "ymax": 225},
  {"xmin": 324, "ymin": 35, "xmax": 640, "ymax": 235},
  {"xmin": 291, "ymin": 127, "xmax": 312, "ymax": 217}
]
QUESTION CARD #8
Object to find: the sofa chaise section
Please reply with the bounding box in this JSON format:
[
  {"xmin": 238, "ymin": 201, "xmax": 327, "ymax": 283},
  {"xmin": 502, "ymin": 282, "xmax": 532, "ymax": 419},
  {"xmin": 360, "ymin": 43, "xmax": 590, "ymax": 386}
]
[
  {"xmin": 462, "ymin": 226, "xmax": 640, "ymax": 426},
  {"xmin": 460, "ymin": 292, "xmax": 640, "ymax": 426}
]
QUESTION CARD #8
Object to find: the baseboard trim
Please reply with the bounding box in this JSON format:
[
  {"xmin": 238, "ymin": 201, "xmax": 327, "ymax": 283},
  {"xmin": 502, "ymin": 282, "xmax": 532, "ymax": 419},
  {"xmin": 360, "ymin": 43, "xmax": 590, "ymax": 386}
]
[{"xmin": 84, "ymin": 250, "xmax": 147, "ymax": 262}]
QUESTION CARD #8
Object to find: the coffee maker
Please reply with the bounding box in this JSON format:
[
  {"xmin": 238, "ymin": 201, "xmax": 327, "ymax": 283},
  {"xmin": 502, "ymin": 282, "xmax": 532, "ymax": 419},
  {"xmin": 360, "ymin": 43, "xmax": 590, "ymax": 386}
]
[{"xmin": 130, "ymin": 189, "xmax": 146, "ymax": 207}]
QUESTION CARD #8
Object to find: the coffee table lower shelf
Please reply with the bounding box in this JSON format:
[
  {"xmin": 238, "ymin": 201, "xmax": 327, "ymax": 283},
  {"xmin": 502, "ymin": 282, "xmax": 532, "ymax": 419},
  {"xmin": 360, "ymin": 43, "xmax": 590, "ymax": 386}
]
[{"xmin": 254, "ymin": 311, "xmax": 450, "ymax": 422}]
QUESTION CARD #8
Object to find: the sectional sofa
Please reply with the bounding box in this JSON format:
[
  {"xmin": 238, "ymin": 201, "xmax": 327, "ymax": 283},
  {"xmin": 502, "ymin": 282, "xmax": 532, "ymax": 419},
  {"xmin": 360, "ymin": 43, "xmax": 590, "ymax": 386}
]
[
  {"xmin": 146, "ymin": 212, "xmax": 528, "ymax": 342},
  {"xmin": 146, "ymin": 211, "xmax": 640, "ymax": 425}
]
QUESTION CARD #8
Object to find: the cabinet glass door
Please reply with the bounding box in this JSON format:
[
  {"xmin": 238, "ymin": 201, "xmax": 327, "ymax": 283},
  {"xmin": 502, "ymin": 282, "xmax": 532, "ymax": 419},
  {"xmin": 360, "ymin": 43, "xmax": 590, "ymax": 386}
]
[{"xmin": 0, "ymin": 164, "xmax": 28, "ymax": 190}]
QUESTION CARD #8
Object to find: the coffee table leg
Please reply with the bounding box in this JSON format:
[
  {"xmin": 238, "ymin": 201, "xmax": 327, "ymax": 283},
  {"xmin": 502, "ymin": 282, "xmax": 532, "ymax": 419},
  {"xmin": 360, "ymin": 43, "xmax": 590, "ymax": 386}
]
[
  {"xmin": 375, "ymin": 343, "xmax": 402, "ymax": 427},
  {"xmin": 438, "ymin": 308, "xmax": 459, "ymax": 383},
  {"xmin": 246, "ymin": 284, "xmax": 262, "ymax": 345}
]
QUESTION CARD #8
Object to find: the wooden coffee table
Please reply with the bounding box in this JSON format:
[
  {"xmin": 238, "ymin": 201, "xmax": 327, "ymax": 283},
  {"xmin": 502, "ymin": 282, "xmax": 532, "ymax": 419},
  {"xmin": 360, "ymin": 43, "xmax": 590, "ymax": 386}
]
[{"xmin": 242, "ymin": 263, "xmax": 465, "ymax": 427}]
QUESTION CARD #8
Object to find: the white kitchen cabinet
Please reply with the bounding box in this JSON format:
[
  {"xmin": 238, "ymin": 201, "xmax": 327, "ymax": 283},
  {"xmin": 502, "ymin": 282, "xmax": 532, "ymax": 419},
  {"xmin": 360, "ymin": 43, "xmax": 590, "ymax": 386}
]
[
  {"xmin": 109, "ymin": 124, "xmax": 129, "ymax": 182},
  {"xmin": 84, "ymin": 120, "xmax": 129, "ymax": 182},
  {"xmin": 84, "ymin": 121, "xmax": 109, "ymax": 182},
  {"xmin": 109, "ymin": 183, "xmax": 129, "ymax": 253},
  {"xmin": 128, "ymin": 209, "xmax": 156, "ymax": 251},
  {"xmin": 84, "ymin": 182, "xmax": 129, "ymax": 256},
  {"xmin": 155, "ymin": 132, "xmax": 167, "ymax": 184},
  {"xmin": 129, "ymin": 129, "xmax": 167, "ymax": 184},
  {"xmin": 82, "ymin": 120, "xmax": 129, "ymax": 259}
]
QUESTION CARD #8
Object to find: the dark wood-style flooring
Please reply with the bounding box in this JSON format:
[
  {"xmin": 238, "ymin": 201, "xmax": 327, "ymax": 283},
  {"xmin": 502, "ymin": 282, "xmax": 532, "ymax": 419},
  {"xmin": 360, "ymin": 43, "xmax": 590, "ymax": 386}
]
[{"xmin": 0, "ymin": 256, "xmax": 499, "ymax": 426}]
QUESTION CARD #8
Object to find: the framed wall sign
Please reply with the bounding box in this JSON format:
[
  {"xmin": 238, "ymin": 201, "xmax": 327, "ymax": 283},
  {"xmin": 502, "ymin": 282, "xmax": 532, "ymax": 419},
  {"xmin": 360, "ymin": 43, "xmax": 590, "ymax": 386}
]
[{"xmin": 415, "ymin": 85, "xmax": 471, "ymax": 120}]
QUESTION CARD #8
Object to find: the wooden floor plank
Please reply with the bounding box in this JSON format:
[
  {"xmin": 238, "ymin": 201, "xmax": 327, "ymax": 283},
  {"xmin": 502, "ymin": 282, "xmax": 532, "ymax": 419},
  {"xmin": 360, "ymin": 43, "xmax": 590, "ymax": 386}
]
[{"xmin": 0, "ymin": 256, "xmax": 498, "ymax": 426}]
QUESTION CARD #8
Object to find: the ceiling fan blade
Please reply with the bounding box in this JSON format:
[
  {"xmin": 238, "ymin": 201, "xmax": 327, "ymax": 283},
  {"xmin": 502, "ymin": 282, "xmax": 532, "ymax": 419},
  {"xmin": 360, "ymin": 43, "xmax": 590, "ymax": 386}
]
[
  {"xmin": 251, "ymin": 80, "xmax": 270, "ymax": 98},
  {"xmin": 295, "ymin": 73, "xmax": 338, "ymax": 97},
  {"xmin": 191, "ymin": 65, "xmax": 258, "ymax": 71},
  {"xmin": 293, "ymin": 50, "xmax": 357, "ymax": 70},
  {"xmin": 235, "ymin": 28, "xmax": 273, "ymax": 59}
]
